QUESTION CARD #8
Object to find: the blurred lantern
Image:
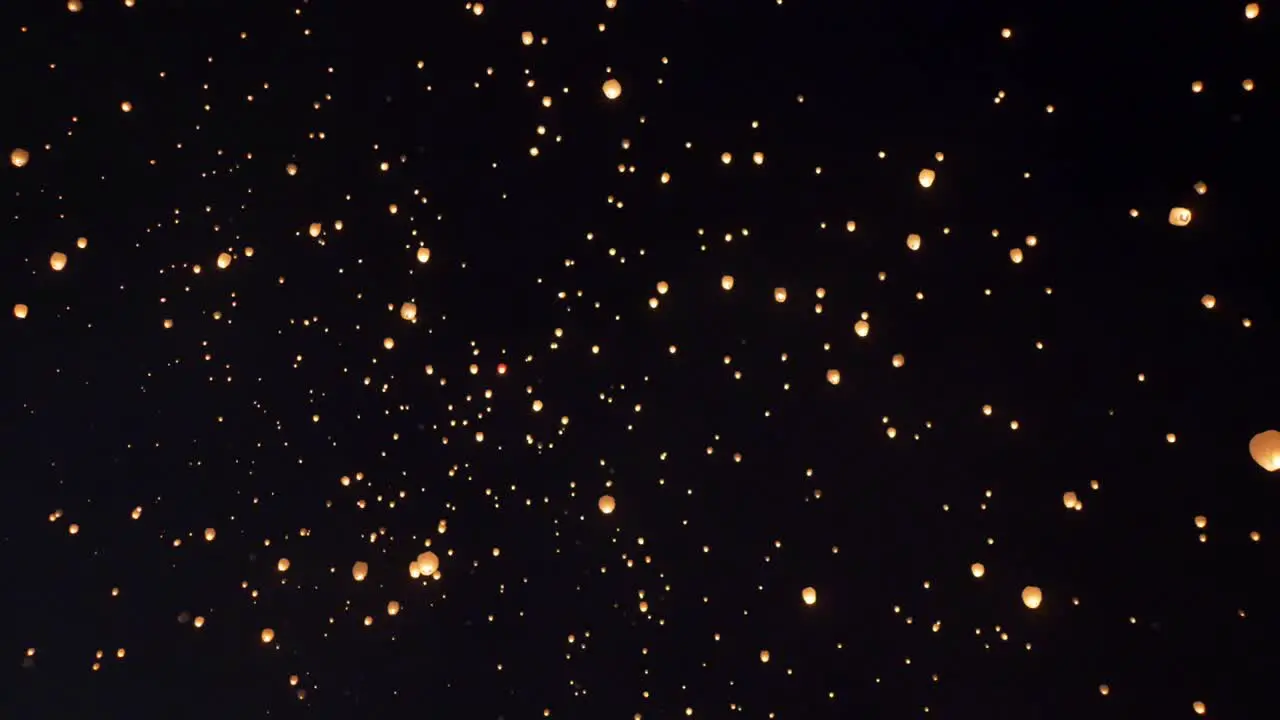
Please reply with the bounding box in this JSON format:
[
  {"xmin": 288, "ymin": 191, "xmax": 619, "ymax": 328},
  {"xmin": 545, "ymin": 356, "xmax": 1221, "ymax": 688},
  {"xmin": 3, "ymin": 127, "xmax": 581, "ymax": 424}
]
[
  {"xmin": 1249, "ymin": 430, "xmax": 1280, "ymax": 471},
  {"xmin": 753, "ymin": 152, "xmax": 765, "ymax": 165},
  {"xmin": 759, "ymin": 650, "xmax": 770, "ymax": 663},
  {"xmin": 598, "ymin": 494, "xmax": 616, "ymax": 514},
  {"xmin": 14, "ymin": 303, "xmax": 29, "ymax": 319},
  {"xmin": 1201, "ymin": 294, "xmax": 1216, "ymax": 309},
  {"xmin": 10, "ymin": 148, "xmax": 30, "ymax": 167},
  {"xmin": 1194, "ymin": 701, "xmax": 1206, "ymax": 715},
  {"xmin": 602, "ymin": 78, "xmax": 622, "ymax": 100},
  {"xmin": 521, "ymin": 31, "xmax": 534, "ymax": 45},
  {"xmin": 918, "ymin": 168, "xmax": 936, "ymax": 188},
  {"xmin": 352, "ymin": 561, "xmax": 369, "ymax": 581},
  {"xmin": 260, "ymin": 628, "xmax": 275, "ymax": 643},
  {"xmin": 286, "ymin": 163, "xmax": 298, "ymax": 176},
  {"xmin": 416, "ymin": 551, "xmax": 439, "ymax": 575},
  {"xmin": 1021, "ymin": 586, "xmax": 1043, "ymax": 609},
  {"xmin": 721, "ymin": 152, "xmax": 733, "ymax": 165},
  {"xmin": 1168, "ymin": 207, "xmax": 1192, "ymax": 227},
  {"xmin": 217, "ymin": 252, "xmax": 232, "ymax": 269},
  {"xmin": 971, "ymin": 562, "xmax": 985, "ymax": 578},
  {"xmin": 774, "ymin": 287, "xmax": 787, "ymax": 303},
  {"xmin": 1010, "ymin": 248, "xmax": 1024, "ymax": 264},
  {"xmin": 854, "ymin": 320, "xmax": 870, "ymax": 337},
  {"xmin": 1246, "ymin": 3, "xmax": 1259, "ymax": 19},
  {"xmin": 721, "ymin": 275, "xmax": 735, "ymax": 291},
  {"xmin": 416, "ymin": 247, "xmax": 431, "ymax": 263},
  {"xmin": 1063, "ymin": 491, "xmax": 1079, "ymax": 509},
  {"xmin": 50, "ymin": 252, "xmax": 68, "ymax": 271},
  {"xmin": 204, "ymin": 528, "xmax": 216, "ymax": 541},
  {"xmin": 400, "ymin": 302, "xmax": 418, "ymax": 321},
  {"xmin": 657, "ymin": 281, "xmax": 669, "ymax": 295},
  {"xmin": 277, "ymin": 558, "xmax": 290, "ymax": 572},
  {"xmin": 892, "ymin": 353, "xmax": 905, "ymax": 368},
  {"xmin": 387, "ymin": 601, "xmax": 401, "ymax": 616},
  {"xmin": 826, "ymin": 370, "xmax": 841, "ymax": 386},
  {"xmin": 801, "ymin": 587, "xmax": 817, "ymax": 605},
  {"xmin": 383, "ymin": 337, "xmax": 395, "ymax": 350}
]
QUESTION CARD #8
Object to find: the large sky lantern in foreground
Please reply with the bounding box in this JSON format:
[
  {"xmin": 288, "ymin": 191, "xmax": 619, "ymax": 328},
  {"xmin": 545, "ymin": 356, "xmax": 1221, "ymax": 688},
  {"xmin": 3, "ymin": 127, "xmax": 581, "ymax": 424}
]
[
  {"xmin": 415, "ymin": 551, "xmax": 439, "ymax": 576},
  {"xmin": 50, "ymin": 252, "xmax": 68, "ymax": 271},
  {"xmin": 1021, "ymin": 586, "xmax": 1043, "ymax": 609},
  {"xmin": 308, "ymin": 223, "xmax": 322, "ymax": 238},
  {"xmin": 260, "ymin": 628, "xmax": 275, "ymax": 644},
  {"xmin": 9, "ymin": 148, "xmax": 30, "ymax": 167},
  {"xmin": 720, "ymin": 274, "xmax": 735, "ymax": 291},
  {"xmin": 598, "ymin": 494, "xmax": 617, "ymax": 514},
  {"xmin": 826, "ymin": 369, "xmax": 841, "ymax": 386},
  {"xmin": 917, "ymin": 168, "xmax": 936, "ymax": 188},
  {"xmin": 352, "ymin": 561, "xmax": 369, "ymax": 582},
  {"xmin": 971, "ymin": 562, "xmax": 985, "ymax": 578},
  {"xmin": 399, "ymin": 302, "xmax": 418, "ymax": 321},
  {"xmin": 216, "ymin": 252, "xmax": 232, "ymax": 269},
  {"xmin": 13, "ymin": 303, "xmax": 29, "ymax": 319},
  {"xmin": 276, "ymin": 558, "xmax": 291, "ymax": 572},
  {"xmin": 416, "ymin": 247, "xmax": 431, "ymax": 263},
  {"xmin": 1249, "ymin": 431, "xmax": 1280, "ymax": 471},
  {"xmin": 801, "ymin": 587, "xmax": 817, "ymax": 605},
  {"xmin": 602, "ymin": 78, "xmax": 622, "ymax": 100},
  {"xmin": 1168, "ymin": 207, "xmax": 1193, "ymax": 226}
]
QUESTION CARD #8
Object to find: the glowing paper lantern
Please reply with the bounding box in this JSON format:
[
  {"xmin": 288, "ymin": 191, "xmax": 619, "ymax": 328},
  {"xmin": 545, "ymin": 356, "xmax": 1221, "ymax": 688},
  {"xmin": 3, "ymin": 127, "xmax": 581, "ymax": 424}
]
[
  {"xmin": 759, "ymin": 650, "xmax": 770, "ymax": 663},
  {"xmin": 286, "ymin": 163, "xmax": 298, "ymax": 176},
  {"xmin": 721, "ymin": 275, "xmax": 735, "ymax": 291},
  {"xmin": 971, "ymin": 562, "xmax": 985, "ymax": 578},
  {"xmin": 602, "ymin": 78, "xmax": 622, "ymax": 100},
  {"xmin": 1249, "ymin": 430, "xmax": 1280, "ymax": 471},
  {"xmin": 774, "ymin": 287, "xmax": 787, "ymax": 303},
  {"xmin": 826, "ymin": 370, "xmax": 841, "ymax": 386},
  {"xmin": 352, "ymin": 561, "xmax": 369, "ymax": 581},
  {"xmin": 416, "ymin": 551, "xmax": 439, "ymax": 575},
  {"xmin": 416, "ymin": 247, "xmax": 431, "ymax": 263},
  {"xmin": 10, "ymin": 148, "xmax": 30, "ymax": 167},
  {"xmin": 1063, "ymin": 491, "xmax": 1079, "ymax": 509},
  {"xmin": 308, "ymin": 223, "xmax": 322, "ymax": 238},
  {"xmin": 1201, "ymin": 294, "xmax": 1216, "ymax": 309},
  {"xmin": 1168, "ymin": 207, "xmax": 1192, "ymax": 227},
  {"xmin": 1021, "ymin": 586, "xmax": 1043, "ymax": 609},
  {"xmin": 260, "ymin": 628, "xmax": 275, "ymax": 643},
  {"xmin": 918, "ymin": 168, "xmax": 936, "ymax": 188},
  {"xmin": 50, "ymin": 252, "xmax": 68, "ymax": 271},
  {"xmin": 906, "ymin": 234, "xmax": 922, "ymax": 251},
  {"xmin": 1245, "ymin": 3, "xmax": 1259, "ymax": 19},
  {"xmin": 387, "ymin": 601, "xmax": 401, "ymax": 616},
  {"xmin": 216, "ymin": 252, "xmax": 232, "ymax": 269},
  {"xmin": 521, "ymin": 31, "xmax": 534, "ymax": 45},
  {"xmin": 892, "ymin": 353, "xmax": 905, "ymax": 368},
  {"xmin": 204, "ymin": 528, "xmax": 216, "ymax": 542},
  {"xmin": 801, "ymin": 587, "xmax": 817, "ymax": 605},
  {"xmin": 598, "ymin": 494, "xmax": 616, "ymax": 514},
  {"xmin": 854, "ymin": 320, "xmax": 870, "ymax": 337},
  {"xmin": 656, "ymin": 281, "xmax": 669, "ymax": 295},
  {"xmin": 14, "ymin": 303, "xmax": 29, "ymax": 319},
  {"xmin": 1010, "ymin": 248, "xmax": 1024, "ymax": 264},
  {"xmin": 400, "ymin": 302, "xmax": 418, "ymax": 321}
]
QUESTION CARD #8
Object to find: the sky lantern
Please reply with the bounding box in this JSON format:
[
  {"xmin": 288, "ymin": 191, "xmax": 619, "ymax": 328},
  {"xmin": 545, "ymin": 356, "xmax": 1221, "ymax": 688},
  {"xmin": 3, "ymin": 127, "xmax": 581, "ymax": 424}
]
[
  {"xmin": 1245, "ymin": 3, "xmax": 1259, "ymax": 19},
  {"xmin": 656, "ymin": 281, "xmax": 670, "ymax": 295},
  {"xmin": 918, "ymin": 168, "xmax": 936, "ymax": 187},
  {"xmin": 416, "ymin": 551, "xmax": 439, "ymax": 575},
  {"xmin": 50, "ymin": 252, "xmax": 68, "ymax": 271},
  {"xmin": 1010, "ymin": 248, "xmax": 1024, "ymax": 263},
  {"xmin": 602, "ymin": 78, "xmax": 622, "ymax": 100},
  {"xmin": 416, "ymin": 247, "xmax": 431, "ymax": 263},
  {"xmin": 721, "ymin": 152, "xmax": 733, "ymax": 165},
  {"xmin": 285, "ymin": 162, "xmax": 298, "ymax": 176},
  {"xmin": 906, "ymin": 233, "xmax": 922, "ymax": 251},
  {"xmin": 383, "ymin": 337, "xmax": 395, "ymax": 350},
  {"xmin": 854, "ymin": 320, "xmax": 870, "ymax": 337},
  {"xmin": 759, "ymin": 650, "xmax": 770, "ymax": 663},
  {"xmin": 752, "ymin": 151, "xmax": 765, "ymax": 165},
  {"xmin": 826, "ymin": 369, "xmax": 841, "ymax": 386},
  {"xmin": 801, "ymin": 587, "xmax": 817, "ymax": 605},
  {"xmin": 598, "ymin": 494, "xmax": 616, "ymax": 514},
  {"xmin": 1193, "ymin": 701, "xmax": 1206, "ymax": 715},
  {"xmin": 1249, "ymin": 431, "xmax": 1280, "ymax": 471},
  {"xmin": 204, "ymin": 528, "xmax": 216, "ymax": 542},
  {"xmin": 774, "ymin": 287, "xmax": 787, "ymax": 303},
  {"xmin": 308, "ymin": 223, "xmax": 322, "ymax": 238},
  {"xmin": 892, "ymin": 353, "xmax": 905, "ymax": 368},
  {"xmin": 216, "ymin": 252, "xmax": 232, "ymax": 269},
  {"xmin": 387, "ymin": 601, "xmax": 401, "ymax": 616},
  {"xmin": 260, "ymin": 628, "xmax": 275, "ymax": 644},
  {"xmin": 1168, "ymin": 207, "xmax": 1192, "ymax": 226},
  {"xmin": 1063, "ymin": 491, "xmax": 1079, "ymax": 509},
  {"xmin": 1200, "ymin": 294, "xmax": 1216, "ymax": 309},
  {"xmin": 521, "ymin": 31, "xmax": 534, "ymax": 45},
  {"xmin": 721, "ymin": 275, "xmax": 735, "ymax": 291},
  {"xmin": 14, "ymin": 303, "xmax": 29, "ymax": 319},
  {"xmin": 352, "ymin": 561, "xmax": 369, "ymax": 581},
  {"xmin": 277, "ymin": 558, "xmax": 291, "ymax": 572},
  {"xmin": 971, "ymin": 562, "xmax": 985, "ymax": 578},
  {"xmin": 400, "ymin": 302, "xmax": 418, "ymax": 321},
  {"xmin": 1022, "ymin": 586, "xmax": 1043, "ymax": 609},
  {"xmin": 10, "ymin": 148, "xmax": 29, "ymax": 167}
]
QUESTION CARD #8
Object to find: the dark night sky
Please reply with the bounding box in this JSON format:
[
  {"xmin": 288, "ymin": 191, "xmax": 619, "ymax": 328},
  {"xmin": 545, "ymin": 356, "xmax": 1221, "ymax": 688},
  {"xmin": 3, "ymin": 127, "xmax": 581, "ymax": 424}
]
[{"xmin": 3, "ymin": 0, "xmax": 1278, "ymax": 718}]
